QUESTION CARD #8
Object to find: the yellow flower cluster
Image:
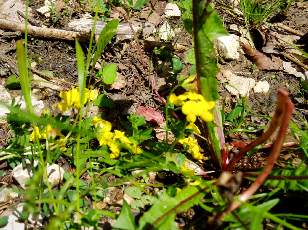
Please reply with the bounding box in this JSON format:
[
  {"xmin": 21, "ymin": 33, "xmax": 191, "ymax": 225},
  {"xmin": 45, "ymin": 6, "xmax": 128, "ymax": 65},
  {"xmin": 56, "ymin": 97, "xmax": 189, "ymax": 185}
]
[
  {"xmin": 169, "ymin": 92, "xmax": 215, "ymax": 123},
  {"xmin": 30, "ymin": 124, "xmax": 61, "ymax": 142},
  {"xmin": 58, "ymin": 88, "xmax": 98, "ymax": 112},
  {"xmin": 93, "ymin": 116, "xmax": 142, "ymax": 158},
  {"xmin": 179, "ymin": 136, "xmax": 203, "ymax": 161}
]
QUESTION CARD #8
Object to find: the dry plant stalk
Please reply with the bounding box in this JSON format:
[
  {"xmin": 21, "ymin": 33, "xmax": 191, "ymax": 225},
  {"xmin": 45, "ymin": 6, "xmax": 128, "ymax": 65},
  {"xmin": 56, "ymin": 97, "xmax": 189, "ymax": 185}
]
[{"xmin": 218, "ymin": 89, "xmax": 294, "ymax": 221}]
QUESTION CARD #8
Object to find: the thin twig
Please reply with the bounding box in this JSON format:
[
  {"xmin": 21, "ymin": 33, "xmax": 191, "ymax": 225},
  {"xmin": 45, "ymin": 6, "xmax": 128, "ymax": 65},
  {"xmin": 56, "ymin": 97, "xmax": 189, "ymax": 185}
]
[
  {"xmin": 281, "ymin": 52, "xmax": 308, "ymax": 71},
  {"xmin": 274, "ymin": 23, "xmax": 304, "ymax": 37}
]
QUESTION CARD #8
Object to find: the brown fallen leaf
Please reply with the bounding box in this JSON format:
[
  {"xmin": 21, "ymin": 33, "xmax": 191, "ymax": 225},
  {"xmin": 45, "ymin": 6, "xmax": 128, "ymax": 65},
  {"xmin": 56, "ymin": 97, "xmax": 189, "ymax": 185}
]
[
  {"xmin": 241, "ymin": 42, "xmax": 282, "ymax": 70},
  {"xmin": 136, "ymin": 105, "xmax": 165, "ymax": 126}
]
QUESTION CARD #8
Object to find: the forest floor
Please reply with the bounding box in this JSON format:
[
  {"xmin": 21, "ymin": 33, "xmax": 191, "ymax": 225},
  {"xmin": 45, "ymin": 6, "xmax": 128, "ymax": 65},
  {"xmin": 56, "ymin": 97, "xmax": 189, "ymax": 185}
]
[{"xmin": 0, "ymin": 0, "xmax": 307, "ymax": 229}]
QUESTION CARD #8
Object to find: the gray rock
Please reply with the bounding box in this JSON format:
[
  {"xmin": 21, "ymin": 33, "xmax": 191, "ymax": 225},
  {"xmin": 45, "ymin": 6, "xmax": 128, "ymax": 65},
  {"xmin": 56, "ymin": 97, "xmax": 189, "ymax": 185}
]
[
  {"xmin": 12, "ymin": 163, "xmax": 32, "ymax": 189},
  {"xmin": 158, "ymin": 21, "xmax": 175, "ymax": 41},
  {"xmin": 164, "ymin": 3, "xmax": 181, "ymax": 18},
  {"xmin": 222, "ymin": 70, "xmax": 255, "ymax": 97},
  {"xmin": 0, "ymin": 85, "xmax": 12, "ymax": 118},
  {"xmin": 215, "ymin": 34, "xmax": 240, "ymax": 60},
  {"xmin": 46, "ymin": 164, "xmax": 65, "ymax": 186}
]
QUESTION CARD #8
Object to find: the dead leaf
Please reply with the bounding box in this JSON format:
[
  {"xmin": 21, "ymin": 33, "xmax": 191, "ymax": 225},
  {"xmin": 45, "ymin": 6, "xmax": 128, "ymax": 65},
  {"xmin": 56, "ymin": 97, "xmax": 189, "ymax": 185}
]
[
  {"xmin": 136, "ymin": 106, "xmax": 165, "ymax": 126},
  {"xmin": 241, "ymin": 42, "xmax": 282, "ymax": 70}
]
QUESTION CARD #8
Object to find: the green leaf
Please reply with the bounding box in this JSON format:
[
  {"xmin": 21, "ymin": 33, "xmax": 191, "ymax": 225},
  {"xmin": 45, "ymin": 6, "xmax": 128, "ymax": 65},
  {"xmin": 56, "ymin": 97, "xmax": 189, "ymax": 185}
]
[
  {"xmin": 138, "ymin": 185, "xmax": 206, "ymax": 229},
  {"xmin": 133, "ymin": 0, "xmax": 148, "ymax": 10},
  {"xmin": 5, "ymin": 74, "xmax": 20, "ymax": 89},
  {"xmin": 0, "ymin": 216, "xmax": 8, "ymax": 228},
  {"xmin": 171, "ymin": 57, "xmax": 183, "ymax": 74},
  {"xmin": 184, "ymin": 48, "xmax": 195, "ymax": 65},
  {"xmin": 75, "ymin": 40, "xmax": 86, "ymax": 100},
  {"xmin": 94, "ymin": 94, "xmax": 115, "ymax": 108},
  {"xmin": 16, "ymin": 40, "xmax": 33, "ymax": 113},
  {"xmin": 102, "ymin": 63, "xmax": 117, "ymax": 85},
  {"xmin": 125, "ymin": 187, "xmax": 143, "ymax": 199},
  {"xmin": 92, "ymin": 19, "xmax": 119, "ymax": 67},
  {"xmin": 226, "ymin": 104, "xmax": 244, "ymax": 122},
  {"xmin": 113, "ymin": 201, "xmax": 136, "ymax": 230},
  {"xmin": 202, "ymin": 6, "xmax": 228, "ymax": 42}
]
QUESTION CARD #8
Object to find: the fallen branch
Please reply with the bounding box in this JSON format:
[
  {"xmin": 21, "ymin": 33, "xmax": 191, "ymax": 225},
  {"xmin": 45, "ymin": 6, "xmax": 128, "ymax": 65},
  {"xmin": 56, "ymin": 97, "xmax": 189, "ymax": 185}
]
[{"xmin": 0, "ymin": 18, "xmax": 90, "ymax": 41}]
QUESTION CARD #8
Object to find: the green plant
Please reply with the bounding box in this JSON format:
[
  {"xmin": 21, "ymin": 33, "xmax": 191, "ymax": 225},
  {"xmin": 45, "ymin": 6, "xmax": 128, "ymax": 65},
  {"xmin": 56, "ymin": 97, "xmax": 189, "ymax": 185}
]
[
  {"xmin": 1, "ymin": 0, "xmax": 308, "ymax": 229},
  {"xmin": 240, "ymin": 0, "xmax": 294, "ymax": 27}
]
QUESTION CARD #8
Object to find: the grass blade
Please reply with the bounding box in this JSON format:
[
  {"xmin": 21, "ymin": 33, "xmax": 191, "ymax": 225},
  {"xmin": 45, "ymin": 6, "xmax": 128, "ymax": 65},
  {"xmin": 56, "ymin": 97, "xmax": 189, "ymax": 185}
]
[{"xmin": 75, "ymin": 40, "xmax": 86, "ymax": 102}]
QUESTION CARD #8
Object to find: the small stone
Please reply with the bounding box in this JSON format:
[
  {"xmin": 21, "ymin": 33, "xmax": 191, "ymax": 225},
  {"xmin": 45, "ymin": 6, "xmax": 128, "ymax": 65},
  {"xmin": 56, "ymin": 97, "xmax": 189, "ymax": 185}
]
[
  {"xmin": 143, "ymin": 22, "xmax": 156, "ymax": 37},
  {"xmin": 283, "ymin": 62, "xmax": 306, "ymax": 80},
  {"xmin": 254, "ymin": 81, "xmax": 270, "ymax": 94},
  {"xmin": 0, "ymin": 188, "xmax": 19, "ymax": 203},
  {"xmin": 46, "ymin": 164, "xmax": 65, "ymax": 186},
  {"xmin": 36, "ymin": 0, "xmax": 54, "ymax": 17},
  {"xmin": 0, "ymin": 85, "xmax": 12, "ymax": 118},
  {"xmin": 159, "ymin": 21, "xmax": 175, "ymax": 41},
  {"xmin": 12, "ymin": 163, "xmax": 33, "ymax": 189},
  {"xmin": 215, "ymin": 34, "xmax": 240, "ymax": 60},
  {"xmin": 222, "ymin": 70, "xmax": 255, "ymax": 97},
  {"xmin": 15, "ymin": 95, "xmax": 45, "ymax": 115},
  {"xmin": 164, "ymin": 3, "xmax": 181, "ymax": 18}
]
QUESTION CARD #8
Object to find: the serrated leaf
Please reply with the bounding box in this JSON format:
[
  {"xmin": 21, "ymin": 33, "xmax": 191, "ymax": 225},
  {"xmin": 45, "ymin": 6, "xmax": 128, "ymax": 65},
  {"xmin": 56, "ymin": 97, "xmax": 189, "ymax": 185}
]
[
  {"xmin": 93, "ymin": 20, "xmax": 119, "ymax": 66},
  {"xmin": 113, "ymin": 201, "xmax": 136, "ymax": 230},
  {"xmin": 102, "ymin": 63, "xmax": 117, "ymax": 85}
]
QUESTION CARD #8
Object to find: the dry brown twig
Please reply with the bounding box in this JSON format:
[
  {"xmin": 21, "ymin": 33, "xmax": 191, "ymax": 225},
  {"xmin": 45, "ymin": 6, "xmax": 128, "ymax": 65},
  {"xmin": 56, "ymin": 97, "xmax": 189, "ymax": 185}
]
[{"xmin": 0, "ymin": 18, "xmax": 90, "ymax": 41}]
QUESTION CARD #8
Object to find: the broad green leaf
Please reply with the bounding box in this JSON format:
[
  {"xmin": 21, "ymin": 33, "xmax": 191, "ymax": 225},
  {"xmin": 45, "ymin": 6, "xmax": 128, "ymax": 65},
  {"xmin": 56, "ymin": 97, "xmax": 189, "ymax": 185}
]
[
  {"xmin": 113, "ymin": 201, "xmax": 136, "ymax": 230},
  {"xmin": 92, "ymin": 20, "xmax": 119, "ymax": 67},
  {"xmin": 192, "ymin": 3, "xmax": 227, "ymax": 167},
  {"xmin": 201, "ymin": 6, "xmax": 228, "ymax": 42},
  {"xmin": 102, "ymin": 63, "xmax": 117, "ymax": 85},
  {"xmin": 184, "ymin": 48, "xmax": 195, "ymax": 64},
  {"xmin": 138, "ymin": 185, "xmax": 206, "ymax": 229},
  {"xmin": 0, "ymin": 216, "xmax": 8, "ymax": 228},
  {"xmin": 75, "ymin": 40, "xmax": 86, "ymax": 101},
  {"xmin": 16, "ymin": 40, "xmax": 33, "ymax": 113},
  {"xmin": 133, "ymin": 0, "xmax": 148, "ymax": 10}
]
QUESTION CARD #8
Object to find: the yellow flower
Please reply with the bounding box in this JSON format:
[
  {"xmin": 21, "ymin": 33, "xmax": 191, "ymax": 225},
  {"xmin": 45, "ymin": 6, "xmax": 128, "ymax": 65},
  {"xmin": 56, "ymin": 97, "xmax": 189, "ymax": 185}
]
[
  {"xmin": 30, "ymin": 124, "xmax": 61, "ymax": 142},
  {"xmin": 169, "ymin": 92, "xmax": 215, "ymax": 123},
  {"xmin": 186, "ymin": 123, "xmax": 201, "ymax": 134},
  {"xmin": 92, "ymin": 116, "xmax": 112, "ymax": 132},
  {"xmin": 179, "ymin": 136, "xmax": 204, "ymax": 161},
  {"xmin": 58, "ymin": 88, "xmax": 99, "ymax": 112},
  {"xmin": 30, "ymin": 126, "xmax": 42, "ymax": 142}
]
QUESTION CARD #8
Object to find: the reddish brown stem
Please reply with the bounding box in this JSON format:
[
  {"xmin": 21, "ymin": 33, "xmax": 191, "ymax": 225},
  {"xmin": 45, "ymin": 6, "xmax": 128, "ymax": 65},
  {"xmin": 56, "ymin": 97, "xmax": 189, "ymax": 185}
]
[
  {"xmin": 227, "ymin": 92, "xmax": 286, "ymax": 170},
  {"xmin": 218, "ymin": 89, "xmax": 294, "ymax": 220}
]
